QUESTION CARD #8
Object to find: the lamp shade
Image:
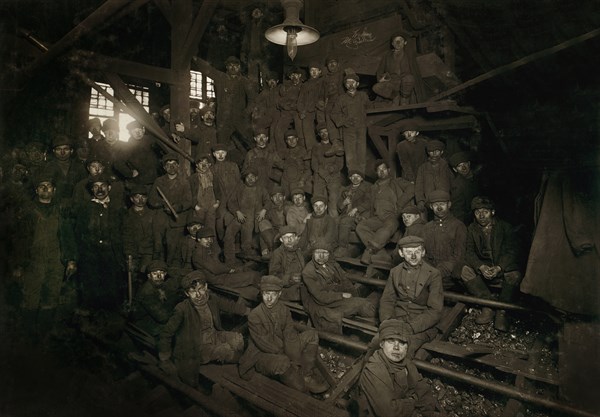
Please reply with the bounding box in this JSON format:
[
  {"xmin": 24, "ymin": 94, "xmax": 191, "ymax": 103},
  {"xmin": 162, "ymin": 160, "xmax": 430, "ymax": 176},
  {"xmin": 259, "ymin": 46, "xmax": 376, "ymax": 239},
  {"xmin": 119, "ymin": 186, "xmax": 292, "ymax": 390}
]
[{"xmin": 265, "ymin": 0, "xmax": 320, "ymax": 53}]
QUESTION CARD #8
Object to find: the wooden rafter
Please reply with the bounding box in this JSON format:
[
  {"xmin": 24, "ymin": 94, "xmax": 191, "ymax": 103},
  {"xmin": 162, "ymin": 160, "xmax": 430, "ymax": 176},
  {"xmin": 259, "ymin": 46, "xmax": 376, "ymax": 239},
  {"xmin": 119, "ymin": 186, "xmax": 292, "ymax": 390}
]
[
  {"xmin": 178, "ymin": 0, "xmax": 219, "ymax": 68},
  {"xmin": 17, "ymin": 0, "xmax": 133, "ymax": 85},
  {"xmin": 153, "ymin": 0, "xmax": 173, "ymax": 25}
]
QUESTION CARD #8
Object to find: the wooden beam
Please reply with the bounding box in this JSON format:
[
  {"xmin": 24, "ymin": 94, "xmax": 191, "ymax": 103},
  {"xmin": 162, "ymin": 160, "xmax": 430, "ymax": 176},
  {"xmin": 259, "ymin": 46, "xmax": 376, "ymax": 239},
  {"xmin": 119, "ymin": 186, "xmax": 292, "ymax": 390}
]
[
  {"xmin": 153, "ymin": 0, "xmax": 172, "ymax": 25},
  {"xmin": 427, "ymin": 27, "xmax": 600, "ymax": 102},
  {"xmin": 108, "ymin": 0, "xmax": 151, "ymax": 25},
  {"xmin": 101, "ymin": 71, "xmax": 194, "ymax": 163},
  {"xmin": 178, "ymin": 0, "xmax": 219, "ymax": 68},
  {"xmin": 18, "ymin": 0, "xmax": 131, "ymax": 84},
  {"xmin": 76, "ymin": 51, "xmax": 177, "ymax": 84}
]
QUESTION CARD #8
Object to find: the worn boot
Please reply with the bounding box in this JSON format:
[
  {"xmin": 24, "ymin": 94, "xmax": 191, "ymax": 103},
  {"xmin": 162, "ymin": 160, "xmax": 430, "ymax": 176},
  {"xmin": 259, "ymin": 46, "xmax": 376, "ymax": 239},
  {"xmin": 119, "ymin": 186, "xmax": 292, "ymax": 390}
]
[
  {"xmin": 280, "ymin": 365, "xmax": 307, "ymax": 393},
  {"xmin": 324, "ymin": 139, "xmax": 345, "ymax": 157},
  {"xmin": 464, "ymin": 277, "xmax": 495, "ymax": 325},
  {"xmin": 300, "ymin": 344, "xmax": 329, "ymax": 394},
  {"xmin": 494, "ymin": 283, "xmax": 518, "ymax": 331},
  {"xmin": 360, "ymin": 248, "xmax": 374, "ymax": 264}
]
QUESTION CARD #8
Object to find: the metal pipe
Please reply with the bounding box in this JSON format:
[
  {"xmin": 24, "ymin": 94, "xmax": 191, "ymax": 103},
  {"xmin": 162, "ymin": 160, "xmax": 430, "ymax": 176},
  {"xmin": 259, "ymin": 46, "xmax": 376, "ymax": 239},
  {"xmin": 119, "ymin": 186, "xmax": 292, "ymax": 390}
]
[
  {"xmin": 413, "ymin": 360, "xmax": 598, "ymax": 417},
  {"xmin": 295, "ymin": 324, "xmax": 369, "ymax": 352},
  {"xmin": 18, "ymin": 28, "xmax": 49, "ymax": 52},
  {"xmin": 346, "ymin": 274, "xmax": 532, "ymax": 312}
]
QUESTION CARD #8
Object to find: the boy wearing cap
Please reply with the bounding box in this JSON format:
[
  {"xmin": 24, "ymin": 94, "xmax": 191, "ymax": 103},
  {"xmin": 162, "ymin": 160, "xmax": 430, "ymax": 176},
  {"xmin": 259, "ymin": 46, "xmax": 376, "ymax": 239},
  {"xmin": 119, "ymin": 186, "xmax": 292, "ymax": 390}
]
[
  {"xmin": 188, "ymin": 106, "xmax": 218, "ymax": 160},
  {"xmin": 130, "ymin": 260, "xmax": 181, "ymax": 345},
  {"xmin": 300, "ymin": 195, "xmax": 338, "ymax": 255},
  {"xmin": 269, "ymin": 226, "xmax": 308, "ymax": 302},
  {"xmin": 461, "ymin": 196, "xmax": 521, "ymax": 330},
  {"xmin": 123, "ymin": 185, "xmax": 156, "ymax": 281},
  {"xmin": 216, "ymin": 56, "xmax": 255, "ymax": 149},
  {"xmin": 274, "ymin": 66, "xmax": 305, "ymax": 154},
  {"xmin": 148, "ymin": 154, "xmax": 193, "ymax": 262},
  {"xmin": 280, "ymin": 129, "xmax": 312, "ymax": 197},
  {"xmin": 158, "ymin": 271, "xmax": 249, "ymax": 387},
  {"xmin": 359, "ymin": 319, "xmax": 437, "ymax": 417},
  {"xmin": 257, "ymin": 185, "xmax": 289, "ymax": 258},
  {"xmin": 223, "ymin": 168, "xmax": 270, "ymax": 263},
  {"xmin": 356, "ymin": 159, "xmax": 414, "ymax": 265},
  {"xmin": 422, "ymin": 190, "xmax": 467, "ymax": 289},
  {"xmin": 286, "ymin": 188, "xmax": 311, "ymax": 236},
  {"xmin": 192, "ymin": 228, "xmax": 261, "ymax": 298},
  {"xmin": 250, "ymin": 71, "xmax": 280, "ymax": 139},
  {"xmin": 73, "ymin": 174, "xmax": 126, "ymax": 311},
  {"xmin": 113, "ymin": 120, "xmax": 162, "ymax": 187},
  {"xmin": 449, "ymin": 151, "xmax": 481, "ymax": 224},
  {"xmin": 189, "ymin": 153, "xmax": 219, "ymax": 233},
  {"xmin": 311, "ymin": 124, "xmax": 345, "ymax": 217},
  {"xmin": 335, "ymin": 170, "xmax": 372, "ymax": 258},
  {"xmin": 331, "ymin": 68, "xmax": 370, "ymax": 174},
  {"xmin": 13, "ymin": 172, "xmax": 77, "ymax": 342},
  {"xmin": 44, "ymin": 134, "xmax": 88, "ymax": 204},
  {"xmin": 239, "ymin": 275, "xmax": 328, "ymax": 394},
  {"xmin": 396, "ymin": 127, "xmax": 428, "ymax": 183},
  {"xmin": 301, "ymin": 243, "xmax": 376, "ymax": 334},
  {"xmin": 242, "ymin": 128, "xmax": 284, "ymax": 189},
  {"xmin": 167, "ymin": 218, "xmax": 204, "ymax": 280},
  {"xmin": 72, "ymin": 157, "xmax": 125, "ymax": 209},
  {"xmin": 380, "ymin": 236, "xmax": 443, "ymax": 356},
  {"xmin": 212, "ymin": 144, "xmax": 242, "ymax": 240},
  {"xmin": 414, "ymin": 139, "xmax": 453, "ymax": 211},
  {"xmin": 322, "ymin": 57, "xmax": 344, "ymax": 149},
  {"xmin": 297, "ymin": 62, "xmax": 326, "ymax": 151},
  {"xmin": 372, "ymin": 32, "xmax": 420, "ymax": 105}
]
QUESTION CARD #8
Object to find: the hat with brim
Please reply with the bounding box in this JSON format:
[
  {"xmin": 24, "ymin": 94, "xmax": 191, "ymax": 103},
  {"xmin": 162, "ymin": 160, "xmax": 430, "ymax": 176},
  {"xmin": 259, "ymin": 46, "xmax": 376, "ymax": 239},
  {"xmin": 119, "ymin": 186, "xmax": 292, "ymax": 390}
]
[
  {"xmin": 146, "ymin": 260, "xmax": 168, "ymax": 273},
  {"xmin": 400, "ymin": 205, "xmax": 420, "ymax": 215},
  {"xmin": 196, "ymin": 228, "xmax": 215, "ymax": 239},
  {"xmin": 427, "ymin": 190, "xmax": 450, "ymax": 203},
  {"xmin": 448, "ymin": 151, "xmax": 471, "ymax": 167},
  {"xmin": 471, "ymin": 196, "xmax": 495, "ymax": 211},
  {"xmin": 426, "ymin": 140, "xmax": 445, "ymax": 152},
  {"xmin": 397, "ymin": 235, "xmax": 425, "ymax": 248}
]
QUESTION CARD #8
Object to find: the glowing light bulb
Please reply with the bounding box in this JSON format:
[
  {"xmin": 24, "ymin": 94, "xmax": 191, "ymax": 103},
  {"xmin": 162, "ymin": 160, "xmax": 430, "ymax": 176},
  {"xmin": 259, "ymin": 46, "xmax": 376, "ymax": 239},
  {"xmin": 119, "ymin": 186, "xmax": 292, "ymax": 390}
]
[{"xmin": 286, "ymin": 28, "xmax": 298, "ymax": 60}]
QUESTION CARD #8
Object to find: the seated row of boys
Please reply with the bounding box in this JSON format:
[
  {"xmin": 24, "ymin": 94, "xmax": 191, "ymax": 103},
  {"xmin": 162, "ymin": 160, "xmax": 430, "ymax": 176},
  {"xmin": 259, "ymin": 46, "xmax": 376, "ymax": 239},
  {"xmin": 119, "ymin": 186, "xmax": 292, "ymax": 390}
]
[{"xmin": 140, "ymin": 254, "xmax": 443, "ymax": 415}]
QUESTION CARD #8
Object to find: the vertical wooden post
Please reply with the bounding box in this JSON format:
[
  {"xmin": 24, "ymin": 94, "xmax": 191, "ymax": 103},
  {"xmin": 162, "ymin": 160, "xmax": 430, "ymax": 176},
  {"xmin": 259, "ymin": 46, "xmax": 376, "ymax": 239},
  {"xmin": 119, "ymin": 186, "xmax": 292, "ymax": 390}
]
[{"xmin": 171, "ymin": 0, "xmax": 193, "ymax": 176}]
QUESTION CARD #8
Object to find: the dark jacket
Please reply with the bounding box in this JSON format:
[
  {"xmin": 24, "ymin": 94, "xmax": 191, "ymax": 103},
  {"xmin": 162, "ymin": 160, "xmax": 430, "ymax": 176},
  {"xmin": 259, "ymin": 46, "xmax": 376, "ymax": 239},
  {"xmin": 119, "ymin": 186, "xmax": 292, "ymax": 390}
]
[
  {"xmin": 379, "ymin": 261, "xmax": 443, "ymax": 333},
  {"xmin": 465, "ymin": 218, "xmax": 520, "ymax": 273}
]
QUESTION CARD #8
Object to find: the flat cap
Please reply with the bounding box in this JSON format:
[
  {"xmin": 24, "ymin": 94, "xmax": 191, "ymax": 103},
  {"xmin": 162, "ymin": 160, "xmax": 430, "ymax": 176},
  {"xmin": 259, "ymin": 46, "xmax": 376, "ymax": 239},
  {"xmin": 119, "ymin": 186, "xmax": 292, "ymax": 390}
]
[
  {"xmin": 471, "ymin": 196, "xmax": 495, "ymax": 210},
  {"xmin": 162, "ymin": 153, "xmax": 179, "ymax": 163},
  {"xmin": 242, "ymin": 165, "xmax": 259, "ymax": 177},
  {"xmin": 426, "ymin": 140, "xmax": 445, "ymax": 152},
  {"xmin": 88, "ymin": 172, "xmax": 111, "ymax": 185},
  {"xmin": 260, "ymin": 275, "xmax": 283, "ymax": 291},
  {"xmin": 225, "ymin": 56, "xmax": 241, "ymax": 65},
  {"xmin": 312, "ymin": 239, "xmax": 331, "ymax": 252},
  {"xmin": 146, "ymin": 260, "xmax": 168, "ymax": 273},
  {"xmin": 52, "ymin": 134, "xmax": 72, "ymax": 148},
  {"xmin": 212, "ymin": 143, "xmax": 228, "ymax": 152},
  {"xmin": 270, "ymin": 184, "xmax": 285, "ymax": 196},
  {"xmin": 33, "ymin": 169, "xmax": 56, "ymax": 186},
  {"xmin": 87, "ymin": 117, "xmax": 102, "ymax": 128},
  {"xmin": 391, "ymin": 30, "xmax": 413, "ymax": 40},
  {"xmin": 448, "ymin": 151, "xmax": 470, "ymax": 167},
  {"xmin": 181, "ymin": 270, "xmax": 207, "ymax": 289},
  {"xmin": 348, "ymin": 169, "xmax": 364, "ymax": 178},
  {"xmin": 189, "ymin": 99, "xmax": 201, "ymax": 109},
  {"xmin": 186, "ymin": 217, "xmax": 203, "ymax": 227},
  {"xmin": 397, "ymin": 235, "xmax": 425, "ymax": 248},
  {"xmin": 159, "ymin": 104, "xmax": 170, "ymax": 114},
  {"xmin": 102, "ymin": 118, "xmax": 119, "ymax": 131},
  {"xmin": 343, "ymin": 68, "xmax": 359, "ymax": 81},
  {"xmin": 427, "ymin": 190, "xmax": 450, "ymax": 203},
  {"xmin": 400, "ymin": 205, "xmax": 421, "ymax": 215},
  {"xmin": 126, "ymin": 120, "xmax": 143, "ymax": 131},
  {"xmin": 129, "ymin": 184, "xmax": 148, "ymax": 196},
  {"xmin": 278, "ymin": 225, "xmax": 297, "ymax": 237},
  {"xmin": 379, "ymin": 319, "xmax": 412, "ymax": 342},
  {"xmin": 290, "ymin": 187, "xmax": 305, "ymax": 196},
  {"xmin": 196, "ymin": 228, "xmax": 215, "ymax": 239},
  {"xmin": 311, "ymin": 195, "xmax": 328, "ymax": 205},
  {"xmin": 284, "ymin": 129, "xmax": 298, "ymax": 138},
  {"xmin": 316, "ymin": 121, "xmax": 328, "ymax": 131},
  {"xmin": 374, "ymin": 159, "xmax": 389, "ymax": 170},
  {"xmin": 254, "ymin": 127, "xmax": 269, "ymax": 137}
]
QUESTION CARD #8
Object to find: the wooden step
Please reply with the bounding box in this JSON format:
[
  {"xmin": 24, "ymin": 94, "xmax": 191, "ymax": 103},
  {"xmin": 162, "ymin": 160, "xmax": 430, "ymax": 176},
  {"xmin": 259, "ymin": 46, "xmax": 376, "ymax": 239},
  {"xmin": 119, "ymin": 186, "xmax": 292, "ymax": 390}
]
[{"xmin": 199, "ymin": 364, "xmax": 349, "ymax": 417}]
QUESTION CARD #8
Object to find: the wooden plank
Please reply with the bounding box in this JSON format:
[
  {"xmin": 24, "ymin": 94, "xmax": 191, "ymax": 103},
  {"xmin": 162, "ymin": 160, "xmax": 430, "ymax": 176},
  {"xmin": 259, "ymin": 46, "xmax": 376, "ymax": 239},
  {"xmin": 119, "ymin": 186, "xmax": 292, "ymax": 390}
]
[
  {"xmin": 422, "ymin": 340, "xmax": 558, "ymax": 385},
  {"xmin": 325, "ymin": 358, "xmax": 364, "ymax": 405},
  {"xmin": 200, "ymin": 364, "xmax": 349, "ymax": 417}
]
